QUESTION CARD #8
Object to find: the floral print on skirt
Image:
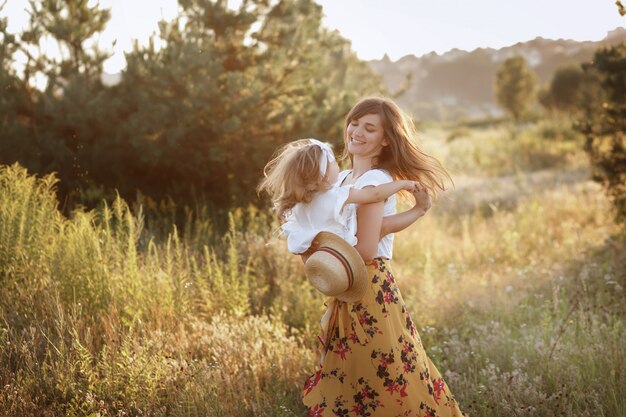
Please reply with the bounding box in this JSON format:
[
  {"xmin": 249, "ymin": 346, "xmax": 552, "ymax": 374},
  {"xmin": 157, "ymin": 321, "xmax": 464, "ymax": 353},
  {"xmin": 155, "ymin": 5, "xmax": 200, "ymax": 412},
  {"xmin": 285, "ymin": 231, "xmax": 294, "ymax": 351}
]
[{"xmin": 303, "ymin": 258, "xmax": 468, "ymax": 417}]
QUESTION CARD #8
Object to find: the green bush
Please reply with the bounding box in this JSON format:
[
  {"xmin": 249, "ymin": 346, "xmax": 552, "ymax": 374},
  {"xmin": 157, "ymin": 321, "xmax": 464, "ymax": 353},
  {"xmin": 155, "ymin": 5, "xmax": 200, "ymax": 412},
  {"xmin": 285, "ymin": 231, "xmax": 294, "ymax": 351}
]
[{"xmin": 577, "ymin": 42, "xmax": 626, "ymax": 223}]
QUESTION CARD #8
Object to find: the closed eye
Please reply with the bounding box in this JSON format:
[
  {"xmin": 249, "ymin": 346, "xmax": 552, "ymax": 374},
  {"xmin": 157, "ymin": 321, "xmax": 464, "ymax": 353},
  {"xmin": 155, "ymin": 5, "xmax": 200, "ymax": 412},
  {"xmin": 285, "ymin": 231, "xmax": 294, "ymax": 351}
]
[{"xmin": 350, "ymin": 120, "xmax": 375, "ymax": 131}]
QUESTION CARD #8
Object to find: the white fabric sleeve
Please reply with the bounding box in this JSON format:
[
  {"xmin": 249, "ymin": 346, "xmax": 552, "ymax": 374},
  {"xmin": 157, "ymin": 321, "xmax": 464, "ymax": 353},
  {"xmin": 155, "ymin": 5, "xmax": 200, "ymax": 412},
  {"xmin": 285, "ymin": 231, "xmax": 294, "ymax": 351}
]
[
  {"xmin": 280, "ymin": 212, "xmax": 297, "ymax": 242},
  {"xmin": 335, "ymin": 170, "xmax": 351, "ymax": 186},
  {"xmin": 280, "ymin": 212, "xmax": 312, "ymax": 254},
  {"xmin": 354, "ymin": 169, "xmax": 393, "ymax": 189}
]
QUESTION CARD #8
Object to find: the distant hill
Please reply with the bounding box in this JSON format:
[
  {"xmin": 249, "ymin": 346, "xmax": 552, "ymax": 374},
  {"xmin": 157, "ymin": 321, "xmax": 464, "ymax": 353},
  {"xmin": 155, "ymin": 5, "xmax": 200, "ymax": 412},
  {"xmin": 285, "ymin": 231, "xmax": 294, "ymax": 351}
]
[{"xmin": 368, "ymin": 27, "xmax": 626, "ymax": 122}]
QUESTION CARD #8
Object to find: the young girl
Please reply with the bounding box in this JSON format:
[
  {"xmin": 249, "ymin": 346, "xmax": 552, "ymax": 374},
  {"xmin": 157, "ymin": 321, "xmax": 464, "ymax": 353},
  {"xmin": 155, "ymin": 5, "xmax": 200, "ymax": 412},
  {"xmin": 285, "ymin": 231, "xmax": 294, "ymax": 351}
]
[{"xmin": 257, "ymin": 138, "xmax": 428, "ymax": 257}]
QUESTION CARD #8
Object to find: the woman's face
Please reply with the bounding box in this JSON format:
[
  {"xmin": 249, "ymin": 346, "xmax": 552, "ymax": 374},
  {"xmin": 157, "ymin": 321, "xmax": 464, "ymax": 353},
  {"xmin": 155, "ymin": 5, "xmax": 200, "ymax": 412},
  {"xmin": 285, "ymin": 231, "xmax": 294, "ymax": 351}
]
[{"xmin": 345, "ymin": 113, "xmax": 387, "ymax": 159}]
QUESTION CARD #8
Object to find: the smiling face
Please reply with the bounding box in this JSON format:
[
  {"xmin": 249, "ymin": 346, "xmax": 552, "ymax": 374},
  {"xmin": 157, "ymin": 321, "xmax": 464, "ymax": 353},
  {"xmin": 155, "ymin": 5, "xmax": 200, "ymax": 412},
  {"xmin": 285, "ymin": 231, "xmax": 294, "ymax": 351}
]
[{"xmin": 345, "ymin": 113, "xmax": 388, "ymax": 161}]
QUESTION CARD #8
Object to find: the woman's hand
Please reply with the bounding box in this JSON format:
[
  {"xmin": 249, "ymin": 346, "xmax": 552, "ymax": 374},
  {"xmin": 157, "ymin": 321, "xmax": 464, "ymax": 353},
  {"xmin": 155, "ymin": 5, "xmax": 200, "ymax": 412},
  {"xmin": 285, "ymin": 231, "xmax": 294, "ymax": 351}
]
[{"xmin": 411, "ymin": 183, "xmax": 431, "ymax": 214}]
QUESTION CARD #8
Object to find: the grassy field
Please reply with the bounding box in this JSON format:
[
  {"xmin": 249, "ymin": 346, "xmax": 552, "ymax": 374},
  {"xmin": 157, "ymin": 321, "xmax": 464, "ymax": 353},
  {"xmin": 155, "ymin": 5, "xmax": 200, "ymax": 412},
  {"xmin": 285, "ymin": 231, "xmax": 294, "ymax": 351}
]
[{"xmin": 1, "ymin": 119, "xmax": 624, "ymax": 416}]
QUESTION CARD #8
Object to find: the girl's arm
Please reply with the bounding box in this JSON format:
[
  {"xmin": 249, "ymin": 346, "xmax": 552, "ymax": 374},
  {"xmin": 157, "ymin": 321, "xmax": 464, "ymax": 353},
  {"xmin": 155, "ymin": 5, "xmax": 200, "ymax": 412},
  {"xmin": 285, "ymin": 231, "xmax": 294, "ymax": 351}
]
[
  {"xmin": 345, "ymin": 180, "xmax": 416, "ymax": 205},
  {"xmin": 354, "ymin": 199, "xmax": 385, "ymax": 262},
  {"xmin": 380, "ymin": 186, "xmax": 432, "ymax": 239}
]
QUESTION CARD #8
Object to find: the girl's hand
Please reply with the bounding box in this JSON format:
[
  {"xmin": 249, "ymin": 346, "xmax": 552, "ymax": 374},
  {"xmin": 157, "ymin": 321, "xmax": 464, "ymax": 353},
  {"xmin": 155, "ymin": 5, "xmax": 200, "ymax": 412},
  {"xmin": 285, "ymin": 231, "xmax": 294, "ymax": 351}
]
[
  {"xmin": 401, "ymin": 180, "xmax": 419, "ymax": 191},
  {"xmin": 411, "ymin": 184, "xmax": 431, "ymax": 213}
]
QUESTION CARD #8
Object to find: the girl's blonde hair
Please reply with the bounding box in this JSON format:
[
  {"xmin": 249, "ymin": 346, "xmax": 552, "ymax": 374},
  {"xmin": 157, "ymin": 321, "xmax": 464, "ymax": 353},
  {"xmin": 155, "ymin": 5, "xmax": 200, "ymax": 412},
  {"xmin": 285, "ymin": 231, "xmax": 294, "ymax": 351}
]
[
  {"xmin": 257, "ymin": 138, "xmax": 332, "ymax": 220},
  {"xmin": 342, "ymin": 97, "xmax": 452, "ymax": 197}
]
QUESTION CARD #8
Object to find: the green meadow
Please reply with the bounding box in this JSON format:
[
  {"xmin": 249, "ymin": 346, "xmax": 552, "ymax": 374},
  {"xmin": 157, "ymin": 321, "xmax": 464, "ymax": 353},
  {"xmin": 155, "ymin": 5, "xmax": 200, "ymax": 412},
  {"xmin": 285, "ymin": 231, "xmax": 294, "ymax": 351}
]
[{"xmin": 1, "ymin": 119, "xmax": 624, "ymax": 417}]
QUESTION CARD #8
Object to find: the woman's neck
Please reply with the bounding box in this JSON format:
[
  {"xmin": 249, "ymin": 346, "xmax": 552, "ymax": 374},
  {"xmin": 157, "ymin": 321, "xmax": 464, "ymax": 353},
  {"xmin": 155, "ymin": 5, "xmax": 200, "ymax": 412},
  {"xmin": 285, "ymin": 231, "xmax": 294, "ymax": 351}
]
[{"xmin": 351, "ymin": 156, "xmax": 375, "ymax": 178}]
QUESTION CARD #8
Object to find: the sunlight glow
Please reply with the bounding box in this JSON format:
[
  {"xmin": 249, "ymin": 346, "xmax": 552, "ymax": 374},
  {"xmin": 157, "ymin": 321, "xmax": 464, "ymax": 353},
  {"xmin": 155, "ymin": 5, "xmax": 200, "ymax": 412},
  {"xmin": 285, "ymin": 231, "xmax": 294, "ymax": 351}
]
[{"xmin": 1, "ymin": 0, "xmax": 623, "ymax": 75}]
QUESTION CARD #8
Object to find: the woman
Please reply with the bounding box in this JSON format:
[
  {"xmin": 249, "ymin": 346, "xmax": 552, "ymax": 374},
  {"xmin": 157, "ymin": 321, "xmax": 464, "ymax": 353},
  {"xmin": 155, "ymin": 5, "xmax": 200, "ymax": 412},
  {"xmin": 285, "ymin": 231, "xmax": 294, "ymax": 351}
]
[{"xmin": 302, "ymin": 97, "xmax": 467, "ymax": 417}]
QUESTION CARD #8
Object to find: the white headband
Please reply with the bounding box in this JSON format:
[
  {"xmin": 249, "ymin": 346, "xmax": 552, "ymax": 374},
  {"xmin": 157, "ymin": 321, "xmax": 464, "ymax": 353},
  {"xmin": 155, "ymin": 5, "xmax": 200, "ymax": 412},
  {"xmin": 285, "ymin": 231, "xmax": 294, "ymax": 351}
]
[{"xmin": 308, "ymin": 138, "xmax": 335, "ymax": 176}]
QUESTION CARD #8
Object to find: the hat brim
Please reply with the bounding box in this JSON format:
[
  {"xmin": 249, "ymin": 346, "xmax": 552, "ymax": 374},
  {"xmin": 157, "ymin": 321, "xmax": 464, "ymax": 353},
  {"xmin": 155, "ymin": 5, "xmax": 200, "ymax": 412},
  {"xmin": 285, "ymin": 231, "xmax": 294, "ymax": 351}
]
[{"xmin": 306, "ymin": 231, "xmax": 368, "ymax": 303}]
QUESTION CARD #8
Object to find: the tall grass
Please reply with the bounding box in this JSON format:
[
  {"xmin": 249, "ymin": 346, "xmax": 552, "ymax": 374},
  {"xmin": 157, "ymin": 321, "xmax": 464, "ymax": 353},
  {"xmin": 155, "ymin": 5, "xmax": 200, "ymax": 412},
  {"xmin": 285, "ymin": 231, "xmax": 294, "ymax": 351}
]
[
  {"xmin": 427, "ymin": 118, "xmax": 588, "ymax": 177},
  {"xmin": 1, "ymin": 119, "xmax": 624, "ymax": 416},
  {"xmin": 393, "ymin": 184, "xmax": 625, "ymax": 416},
  {"xmin": 0, "ymin": 163, "xmax": 318, "ymax": 416}
]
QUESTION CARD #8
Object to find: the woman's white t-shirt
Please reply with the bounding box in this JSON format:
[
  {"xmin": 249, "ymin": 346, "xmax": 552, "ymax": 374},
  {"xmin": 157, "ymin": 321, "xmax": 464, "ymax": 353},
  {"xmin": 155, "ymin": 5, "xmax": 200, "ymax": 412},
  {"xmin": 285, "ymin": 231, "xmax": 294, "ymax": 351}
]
[
  {"xmin": 338, "ymin": 169, "xmax": 396, "ymax": 259},
  {"xmin": 281, "ymin": 184, "xmax": 357, "ymax": 254}
]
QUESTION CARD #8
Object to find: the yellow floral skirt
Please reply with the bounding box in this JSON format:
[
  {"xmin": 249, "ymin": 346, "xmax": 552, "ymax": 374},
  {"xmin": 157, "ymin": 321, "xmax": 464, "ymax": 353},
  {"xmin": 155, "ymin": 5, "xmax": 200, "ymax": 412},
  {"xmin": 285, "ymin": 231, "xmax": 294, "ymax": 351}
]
[{"xmin": 303, "ymin": 258, "xmax": 468, "ymax": 417}]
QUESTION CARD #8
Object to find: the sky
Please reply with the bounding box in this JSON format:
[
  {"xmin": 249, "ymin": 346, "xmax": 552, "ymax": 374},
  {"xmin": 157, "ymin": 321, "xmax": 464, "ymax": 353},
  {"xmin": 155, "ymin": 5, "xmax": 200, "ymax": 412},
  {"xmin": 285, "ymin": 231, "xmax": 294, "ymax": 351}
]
[{"xmin": 2, "ymin": 0, "xmax": 624, "ymax": 73}]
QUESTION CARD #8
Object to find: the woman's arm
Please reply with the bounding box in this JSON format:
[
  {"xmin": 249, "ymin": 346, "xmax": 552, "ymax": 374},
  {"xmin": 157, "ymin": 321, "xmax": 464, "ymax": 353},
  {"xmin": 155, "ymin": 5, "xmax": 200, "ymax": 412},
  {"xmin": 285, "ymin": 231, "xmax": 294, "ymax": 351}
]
[
  {"xmin": 380, "ymin": 186, "xmax": 432, "ymax": 238},
  {"xmin": 354, "ymin": 198, "xmax": 385, "ymax": 262},
  {"xmin": 380, "ymin": 207, "xmax": 426, "ymax": 238}
]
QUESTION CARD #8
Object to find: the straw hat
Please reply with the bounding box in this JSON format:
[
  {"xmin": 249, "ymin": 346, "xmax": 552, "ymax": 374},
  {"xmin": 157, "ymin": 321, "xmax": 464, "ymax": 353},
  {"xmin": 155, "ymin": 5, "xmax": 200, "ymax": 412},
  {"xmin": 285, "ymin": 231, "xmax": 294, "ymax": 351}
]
[{"xmin": 304, "ymin": 232, "xmax": 368, "ymax": 303}]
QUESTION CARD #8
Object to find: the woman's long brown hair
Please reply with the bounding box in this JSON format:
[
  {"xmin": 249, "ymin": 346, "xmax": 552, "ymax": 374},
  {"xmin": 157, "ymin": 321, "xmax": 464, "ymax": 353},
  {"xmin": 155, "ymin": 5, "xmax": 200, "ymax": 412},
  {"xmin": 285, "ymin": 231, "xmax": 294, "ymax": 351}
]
[{"xmin": 342, "ymin": 97, "xmax": 452, "ymax": 197}]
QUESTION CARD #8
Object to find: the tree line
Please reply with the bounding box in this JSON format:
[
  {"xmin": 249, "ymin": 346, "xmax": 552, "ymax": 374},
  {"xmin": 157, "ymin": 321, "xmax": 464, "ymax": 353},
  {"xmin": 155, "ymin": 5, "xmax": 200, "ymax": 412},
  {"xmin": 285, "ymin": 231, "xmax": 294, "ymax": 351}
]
[
  {"xmin": 494, "ymin": 43, "xmax": 625, "ymax": 222},
  {"xmin": 0, "ymin": 0, "xmax": 384, "ymax": 215},
  {"xmin": 0, "ymin": 0, "xmax": 623, "ymax": 222}
]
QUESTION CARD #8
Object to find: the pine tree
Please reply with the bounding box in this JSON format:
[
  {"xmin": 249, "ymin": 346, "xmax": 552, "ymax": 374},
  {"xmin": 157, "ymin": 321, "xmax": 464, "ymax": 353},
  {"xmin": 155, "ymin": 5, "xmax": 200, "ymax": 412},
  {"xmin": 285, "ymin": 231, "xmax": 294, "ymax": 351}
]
[
  {"xmin": 0, "ymin": 0, "xmax": 115, "ymax": 210},
  {"xmin": 0, "ymin": 0, "xmax": 384, "ymax": 214},
  {"xmin": 547, "ymin": 64, "xmax": 586, "ymax": 113},
  {"xmin": 494, "ymin": 55, "xmax": 537, "ymax": 123},
  {"xmin": 0, "ymin": 9, "xmax": 32, "ymax": 162},
  {"xmin": 577, "ymin": 43, "xmax": 626, "ymax": 222},
  {"xmin": 111, "ymin": 0, "xmax": 383, "ymax": 209}
]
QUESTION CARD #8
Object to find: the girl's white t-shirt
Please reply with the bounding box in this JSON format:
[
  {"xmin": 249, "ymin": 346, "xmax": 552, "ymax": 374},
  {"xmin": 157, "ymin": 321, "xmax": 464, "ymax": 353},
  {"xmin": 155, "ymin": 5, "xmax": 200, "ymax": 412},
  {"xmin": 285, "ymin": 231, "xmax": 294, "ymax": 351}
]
[
  {"xmin": 338, "ymin": 169, "xmax": 396, "ymax": 259},
  {"xmin": 281, "ymin": 184, "xmax": 357, "ymax": 254},
  {"xmin": 280, "ymin": 168, "xmax": 396, "ymax": 259}
]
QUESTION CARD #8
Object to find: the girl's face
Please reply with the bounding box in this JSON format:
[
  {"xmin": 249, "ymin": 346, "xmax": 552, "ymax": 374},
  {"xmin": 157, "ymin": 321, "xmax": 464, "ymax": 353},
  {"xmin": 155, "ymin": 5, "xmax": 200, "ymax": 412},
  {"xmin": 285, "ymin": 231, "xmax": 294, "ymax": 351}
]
[
  {"xmin": 345, "ymin": 113, "xmax": 387, "ymax": 159},
  {"xmin": 325, "ymin": 159, "xmax": 340, "ymax": 185}
]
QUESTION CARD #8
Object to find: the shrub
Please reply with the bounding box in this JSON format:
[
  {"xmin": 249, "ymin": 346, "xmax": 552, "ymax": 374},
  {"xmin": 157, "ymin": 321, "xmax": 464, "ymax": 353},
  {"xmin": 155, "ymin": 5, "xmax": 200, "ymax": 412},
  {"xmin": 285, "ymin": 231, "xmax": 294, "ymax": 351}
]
[{"xmin": 577, "ymin": 43, "xmax": 626, "ymax": 223}]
